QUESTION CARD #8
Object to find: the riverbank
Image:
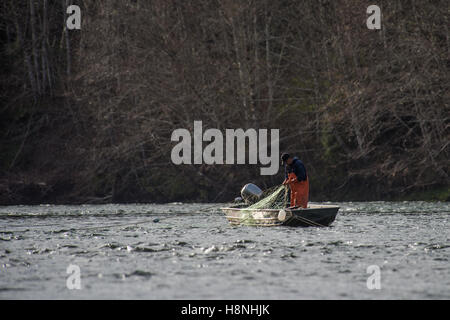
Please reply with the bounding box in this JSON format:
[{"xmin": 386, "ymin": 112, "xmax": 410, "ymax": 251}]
[{"xmin": 0, "ymin": 174, "xmax": 448, "ymax": 205}]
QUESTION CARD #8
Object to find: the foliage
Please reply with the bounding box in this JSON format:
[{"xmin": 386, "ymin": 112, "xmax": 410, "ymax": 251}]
[{"xmin": 0, "ymin": 0, "xmax": 448, "ymax": 204}]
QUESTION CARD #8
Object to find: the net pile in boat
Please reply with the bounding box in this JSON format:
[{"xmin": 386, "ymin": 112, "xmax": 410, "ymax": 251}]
[{"xmin": 245, "ymin": 185, "xmax": 287, "ymax": 210}]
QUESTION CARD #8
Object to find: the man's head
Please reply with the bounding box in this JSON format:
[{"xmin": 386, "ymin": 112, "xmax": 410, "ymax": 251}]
[{"xmin": 281, "ymin": 153, "xmax": 293, "ymax": 165}]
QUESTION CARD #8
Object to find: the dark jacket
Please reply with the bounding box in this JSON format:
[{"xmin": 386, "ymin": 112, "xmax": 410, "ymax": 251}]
[{"xmin": 285, "ymin": 157, "xmax": 307, "ymax": 182}]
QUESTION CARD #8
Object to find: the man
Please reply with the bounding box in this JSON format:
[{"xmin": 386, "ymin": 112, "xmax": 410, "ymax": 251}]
[{"xmin": 281, "ymin": 153, "xmax": 309, "ymax": 208}]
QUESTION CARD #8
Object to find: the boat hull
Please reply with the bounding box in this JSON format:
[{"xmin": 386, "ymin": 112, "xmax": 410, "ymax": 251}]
[{"xmin": 221, "ymin": 204, "xmax": 339, "ymax": 227}]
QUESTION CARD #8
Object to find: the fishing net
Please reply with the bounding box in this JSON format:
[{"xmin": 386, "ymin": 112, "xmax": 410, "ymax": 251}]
[{"xmin": 244, "ymin": 185, "xmax": 288, "ymax": 210}]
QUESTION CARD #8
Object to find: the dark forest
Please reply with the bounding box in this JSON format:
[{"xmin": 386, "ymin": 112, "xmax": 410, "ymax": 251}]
[{"xmin": 0, "ymin": 0, "xmax": 448, "ymax": 204}]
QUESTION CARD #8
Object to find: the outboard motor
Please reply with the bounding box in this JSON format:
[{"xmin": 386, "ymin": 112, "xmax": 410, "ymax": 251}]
[{"xmin": 240, "ymin": 183, "xmax": 263, "ymax": 204}]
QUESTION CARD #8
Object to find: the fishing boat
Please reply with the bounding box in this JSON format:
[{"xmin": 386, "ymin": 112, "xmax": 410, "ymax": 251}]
[{"xmin": 221, "ymin": 204, "xmax": 339, "ymax": 227}]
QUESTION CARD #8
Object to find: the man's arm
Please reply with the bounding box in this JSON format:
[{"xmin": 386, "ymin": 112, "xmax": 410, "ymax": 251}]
[{"xmin": 282, "ymin": 164, "xmax": 289, "ymax": 185}]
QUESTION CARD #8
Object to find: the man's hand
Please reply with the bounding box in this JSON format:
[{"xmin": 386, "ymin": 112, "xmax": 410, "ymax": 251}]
[{"xmin": 283, "ymin": 178, "xmax": 296, "ymax": 185}]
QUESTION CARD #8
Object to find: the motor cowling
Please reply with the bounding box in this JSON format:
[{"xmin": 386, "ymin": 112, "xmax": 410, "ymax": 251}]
[{"xmin": 240, "ymin": 183, "xmax": 263, "ymax": 204}]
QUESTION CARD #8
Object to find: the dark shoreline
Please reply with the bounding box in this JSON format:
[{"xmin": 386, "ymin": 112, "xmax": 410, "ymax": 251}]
[{"xmin": 1, "ymin": 180, "xmax": 448, "ymax": 206}]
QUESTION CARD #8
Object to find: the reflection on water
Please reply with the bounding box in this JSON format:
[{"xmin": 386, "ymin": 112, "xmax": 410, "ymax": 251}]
[{"xmin": 0, "ymin": 202, "xmax": 449, "ymax": 299}]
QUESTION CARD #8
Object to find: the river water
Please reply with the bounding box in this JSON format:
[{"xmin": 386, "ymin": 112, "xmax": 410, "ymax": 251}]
[{"xmin": 0, "ymin": 202, "xmax": 449, "ymax": 299}]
